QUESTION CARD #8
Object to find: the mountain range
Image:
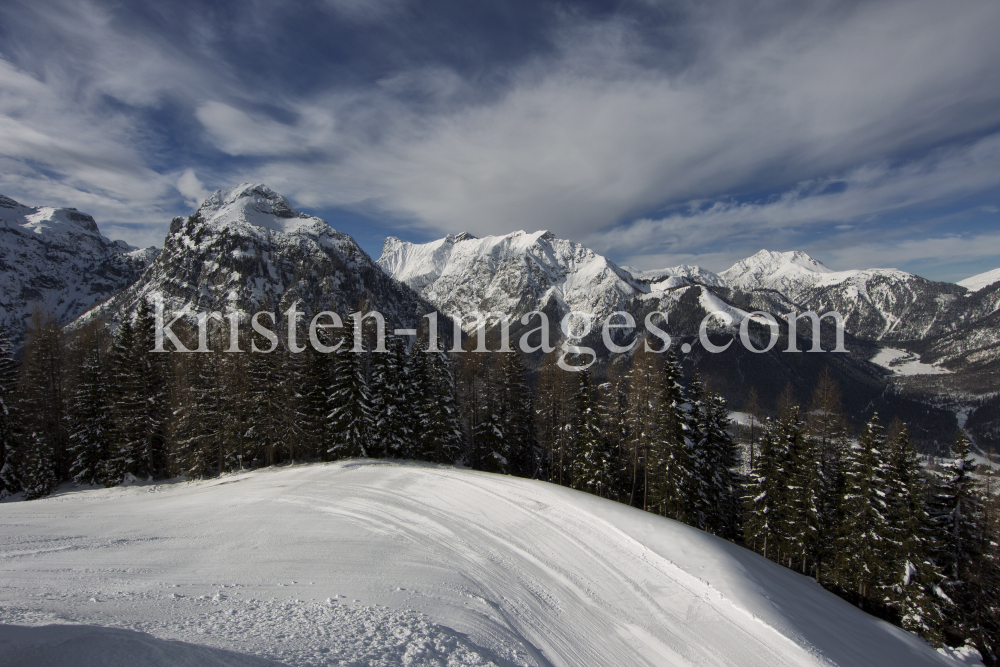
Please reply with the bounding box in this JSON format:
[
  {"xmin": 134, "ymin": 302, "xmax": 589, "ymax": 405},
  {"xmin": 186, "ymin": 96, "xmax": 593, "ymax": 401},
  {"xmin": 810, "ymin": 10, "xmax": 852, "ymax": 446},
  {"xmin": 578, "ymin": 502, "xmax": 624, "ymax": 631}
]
[
  {"xmin": 0, "ymin": 194, "xmax": 157, "ymax": 343},
  {"xmin": 1, "ymin": 183, "xmax": 996, "ymax": 451}
]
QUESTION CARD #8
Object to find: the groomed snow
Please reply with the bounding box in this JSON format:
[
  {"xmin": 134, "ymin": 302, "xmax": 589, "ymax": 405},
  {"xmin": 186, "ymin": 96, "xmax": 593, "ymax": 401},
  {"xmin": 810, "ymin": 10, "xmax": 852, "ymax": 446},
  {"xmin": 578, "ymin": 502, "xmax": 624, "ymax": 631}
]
[{"xmin": 0, "ymin": 462, "xmax": 961, "ymax": 667}]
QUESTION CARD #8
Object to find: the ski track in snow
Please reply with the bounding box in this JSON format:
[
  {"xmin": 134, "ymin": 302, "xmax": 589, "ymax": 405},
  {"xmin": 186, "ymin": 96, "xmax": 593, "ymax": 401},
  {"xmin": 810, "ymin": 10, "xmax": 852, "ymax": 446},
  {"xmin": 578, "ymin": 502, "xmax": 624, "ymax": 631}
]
[{"xmin": 0, "ymin": 461, "xmax": 959, "ymax": 667}]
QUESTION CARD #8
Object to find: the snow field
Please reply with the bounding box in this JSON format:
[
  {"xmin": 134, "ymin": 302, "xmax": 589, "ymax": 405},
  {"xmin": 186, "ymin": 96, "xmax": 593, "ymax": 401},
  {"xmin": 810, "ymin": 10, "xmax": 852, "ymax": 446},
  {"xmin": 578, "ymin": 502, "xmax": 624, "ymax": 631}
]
[{"xmin": 0, "ymin": 461, "xmax": 963, "ymax": 666}]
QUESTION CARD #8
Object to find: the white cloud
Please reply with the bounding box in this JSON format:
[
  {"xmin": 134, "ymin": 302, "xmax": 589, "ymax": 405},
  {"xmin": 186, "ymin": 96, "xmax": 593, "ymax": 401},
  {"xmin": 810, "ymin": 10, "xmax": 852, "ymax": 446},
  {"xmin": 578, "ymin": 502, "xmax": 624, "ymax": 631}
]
[{"xmin": 176, "ymin": 169, "xmax": 211, "ymax": 208}]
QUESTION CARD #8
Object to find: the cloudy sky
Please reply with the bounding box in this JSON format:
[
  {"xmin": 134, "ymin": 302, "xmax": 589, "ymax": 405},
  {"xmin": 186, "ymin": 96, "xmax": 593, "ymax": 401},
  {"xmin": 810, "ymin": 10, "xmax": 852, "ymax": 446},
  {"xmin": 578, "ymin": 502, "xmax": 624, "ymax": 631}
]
[{"xmin": 1, "ymin": 0, "xmax": 998, "ymax": 281}]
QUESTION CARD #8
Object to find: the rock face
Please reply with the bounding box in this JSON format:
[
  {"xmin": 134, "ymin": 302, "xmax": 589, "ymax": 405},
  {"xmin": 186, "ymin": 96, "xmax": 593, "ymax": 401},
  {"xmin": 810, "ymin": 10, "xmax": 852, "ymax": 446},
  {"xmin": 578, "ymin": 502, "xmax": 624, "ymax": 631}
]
[
  {"xmin": 86, "ymin": 184, "xmax": 435, "ymax": 334},
  {"xmin": 0, "ymin": 193, "xmax": 157, "ymax": 342}
]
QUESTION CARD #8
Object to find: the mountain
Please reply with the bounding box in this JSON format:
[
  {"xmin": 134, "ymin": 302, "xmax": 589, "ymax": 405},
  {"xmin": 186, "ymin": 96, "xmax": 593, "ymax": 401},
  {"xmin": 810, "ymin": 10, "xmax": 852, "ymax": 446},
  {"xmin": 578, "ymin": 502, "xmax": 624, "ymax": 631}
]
[
  {"xmin": 958, "ymin": 267, "xmax": 1000, "ymax": 292},
  {"xmin": 0, "ymin": 461, "xmax": 962, "ymax": 667},
  {"xmin": 378, "ymin": 230, "xmax": 644, "ymax": 335},
  {"xmin": 0, "ymin": 193, "xmax": 157, "ymax": 342},
  {"xmin": 623, "ymin": 264, "xmax": 726, "ymax": 289},
  {"xmin": 717, "ymin": 250, "xmax": 969, "ymax": 342},
  {"xmin": 84, "ymin": 184, "xmax": 436, "ymax": 336}
]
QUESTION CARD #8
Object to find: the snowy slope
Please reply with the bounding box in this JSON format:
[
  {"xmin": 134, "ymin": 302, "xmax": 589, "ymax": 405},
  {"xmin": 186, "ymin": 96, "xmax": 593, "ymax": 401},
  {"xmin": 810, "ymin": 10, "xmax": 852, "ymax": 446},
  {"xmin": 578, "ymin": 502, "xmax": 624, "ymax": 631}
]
[
  {"xmin": 957, "ymin": 268, "xmax": 1000, "ymax": 293},
  {"xmin": 378, "ymin": 231, "xmax": 642, "ymax": 332},
  {"xmin": 0, "ymin": 462, "xmax": 959, "ymax": 667},
  {"xmin": 0, "ymin": 193, "xmax": 157, "ymax": 342},
  {"xmin": 83, "ymin": 184, "xmax": 435, "ymax": 331}
]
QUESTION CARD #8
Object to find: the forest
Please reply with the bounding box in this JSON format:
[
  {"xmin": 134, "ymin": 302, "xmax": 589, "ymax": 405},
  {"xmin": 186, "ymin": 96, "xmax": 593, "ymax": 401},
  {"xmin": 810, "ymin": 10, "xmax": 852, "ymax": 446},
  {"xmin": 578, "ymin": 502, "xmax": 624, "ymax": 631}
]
[{"xmin": 0, "ymin": 303, "xmax": 997, "ymax": 663}]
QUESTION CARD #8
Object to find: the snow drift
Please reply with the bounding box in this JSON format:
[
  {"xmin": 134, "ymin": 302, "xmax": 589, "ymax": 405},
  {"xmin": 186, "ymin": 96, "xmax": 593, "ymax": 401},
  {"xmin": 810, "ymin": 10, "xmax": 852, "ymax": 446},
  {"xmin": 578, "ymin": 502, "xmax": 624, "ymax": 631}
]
[{"xmin": 0, "ymin": 461, "xmax": 961, "ymax": 666}]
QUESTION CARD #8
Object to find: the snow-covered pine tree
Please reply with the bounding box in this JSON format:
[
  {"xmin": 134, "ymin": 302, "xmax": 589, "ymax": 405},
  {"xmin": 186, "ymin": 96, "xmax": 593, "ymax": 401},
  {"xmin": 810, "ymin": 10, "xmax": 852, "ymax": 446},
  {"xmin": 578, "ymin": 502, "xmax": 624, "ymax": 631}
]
[
  {"xmin": 470, "ymin": 355, "xmax": 506, "ymax": 473},
  {"xmin": 932, "ymin": 430, "xmax": 999, "ymax": 656},
  {"xmin": 599, "ymin": 374, "xmax": 630, "ymax": 504},
  {"xmin": 107, "ymin": 314, "xmax": 142, "ymax": 482},
  {"xmin": 171, "ymin": 338, "xmax": 226, "ymax": 478},
  {"xmin": 804, "ymin": 369, "xmax": 848, "ymax": 583},
  {"xmin": 367, "ymin": 334, "xmax": 405, "ymax": 459},
  {"xmin": 648, "ymin": 353, "xmax": 698, "ymax": 523},
  {"xmin": 500, "ymin": 351, "xmax": 536, "ymax": 477},
  {"xmin": 18, "ymin": 431, "xmax": 56, "ymax": 500},
  {"xmin": 778, "ymin": 399, "xmax": 822, "ymax": 573},
  {"xmin": 693, "ymin": 382, "xmax": 742, "ymax": 538},
  {"xmin": 837, "ymin": 413, "xmax": 892, "ymax": 608},
  {"xmin": 0, "ymin": 326, "xmax": 20, "ymax": 499},
  {"xmin": 132, "ymin": 298, "xmax": 171, "ymax": 478},
  {"xmin": 534, "ymin": 351, "xmax": 574, "ymax": 486},
  {"xmin": 327, "ymin": 312, "xmax": 372, "ymax": 460},
  {"xmin": 625, "ymin": 341, "xmax": 664, "ymax": 509},
  {"xmin": 882, "ymin": 421, "xmax": 948, "ymax": 645},
  {"xmin": 246, "ymin": 335, "xmax": 294, "ymax": 466},
  {"xmin": 418, "ymin": 348, "xmax": 464, "ymax": 465},
  {"xmin": 742, "ymin": 419, "xmax": 787, "ymax": 560},
  {"xmin": 570, "ymin": 369, "xmax": 611, "ymax": 496},
  {"xmin": 67, "ymin": 322, "xmax": 117, "ymax": 487}
]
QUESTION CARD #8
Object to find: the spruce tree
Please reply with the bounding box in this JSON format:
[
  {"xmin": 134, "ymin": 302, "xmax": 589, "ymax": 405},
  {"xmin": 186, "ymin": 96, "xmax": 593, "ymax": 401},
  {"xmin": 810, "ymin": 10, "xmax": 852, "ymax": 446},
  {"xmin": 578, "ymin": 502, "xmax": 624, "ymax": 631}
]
[
  {"xmin": 882, "ymin": 422, "xmax": 948, "ymax": 645},
  {"xmin": 570, "ymin": 370, "xmax": 611, "ymax": 496},
  {"xmin": 418, "ymin": 348, "xmax": 464, "ymax": 464},
  {"xmin": 743, "ymin": 420, "xmax": 787, "ymax": 560},
  {"xmin": 327, "ymin": 312, "xmax": 372, "ymax": 460},
  {"xmin": 933, "ymin": 431, "xmax": 999, "ymax": 656},
  {"xmin": 0, "ymin": 326, "xmax": 20, "ymax": 499},
  {"xmin": 500, "ymin": 351, "xmax": 536, "ymax": 477},
  {"xmin": 693, "ymin": 383, "xmax": 742, "ymax": 538},
  {"xmin": 67, "ymin": 323, "xmax": 117, "ymax": 487},
  {"xmin": 648, "ymin": 353, "xmax": 698, "ymax": 522},
  {"xmin": 837, "ymin": 414, "xmax": 892, "ymax": 608}
]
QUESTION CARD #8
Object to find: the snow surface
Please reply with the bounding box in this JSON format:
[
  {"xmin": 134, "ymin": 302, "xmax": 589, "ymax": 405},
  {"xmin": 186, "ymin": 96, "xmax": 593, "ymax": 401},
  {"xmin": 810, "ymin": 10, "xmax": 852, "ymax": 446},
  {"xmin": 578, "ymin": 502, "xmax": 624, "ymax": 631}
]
[
  {"xmin": 957, "ymin": 268, "xmax": 1000, "ymax": 293},
  {"xmin": 0, "ymin": 461, "xmax": 960, "ymax": 667},
  {"xmin": 870, "ymin": 347, "xmax": 952, "ymax": 376}
]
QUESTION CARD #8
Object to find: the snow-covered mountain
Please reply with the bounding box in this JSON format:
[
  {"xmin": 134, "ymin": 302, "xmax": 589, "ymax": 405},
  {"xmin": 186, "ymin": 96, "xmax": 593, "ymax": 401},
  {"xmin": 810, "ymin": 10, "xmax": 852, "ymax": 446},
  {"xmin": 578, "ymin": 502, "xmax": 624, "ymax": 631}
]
[
  {"xmin": 958, "ymin": 267, "xmax": 1000, "ymax": 292},
  {"xmin": 85, "ymin": 184, "xmax": 435, "ymax": 333},
  {"xmin": 715, "ymin": 250, "xmax": 969, "ymax": 342},
  {"xmin": 0, "ymin": 194, "xmax": 157, "ymax": 342},
  {"xmin": 378, "ymin": 230, "xmax": 643, "ymax": 333},
  {"xmin": 623, "ymin": 264, "xmax": 726, "ymax": 289},
  {"xmin": 0, "ymin": 461, "xmax": 963, "ymax": 667}
]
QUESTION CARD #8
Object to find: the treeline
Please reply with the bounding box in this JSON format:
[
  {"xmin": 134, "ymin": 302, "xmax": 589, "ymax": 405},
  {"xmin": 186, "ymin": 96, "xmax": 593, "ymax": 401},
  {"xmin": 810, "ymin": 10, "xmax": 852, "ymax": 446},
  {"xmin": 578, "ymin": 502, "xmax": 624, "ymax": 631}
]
[{"xmin": 0, "ymin": 306, "xmax": 996, "ymax": 661}]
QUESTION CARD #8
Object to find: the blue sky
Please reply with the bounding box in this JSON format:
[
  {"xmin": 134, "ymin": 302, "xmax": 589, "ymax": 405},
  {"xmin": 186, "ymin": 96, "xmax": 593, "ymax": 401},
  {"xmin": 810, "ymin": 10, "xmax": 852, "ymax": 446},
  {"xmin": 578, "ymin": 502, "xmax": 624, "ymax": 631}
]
[{"xmin": 1, "ymin": 0, "xmax": 998, "ymax": 281}]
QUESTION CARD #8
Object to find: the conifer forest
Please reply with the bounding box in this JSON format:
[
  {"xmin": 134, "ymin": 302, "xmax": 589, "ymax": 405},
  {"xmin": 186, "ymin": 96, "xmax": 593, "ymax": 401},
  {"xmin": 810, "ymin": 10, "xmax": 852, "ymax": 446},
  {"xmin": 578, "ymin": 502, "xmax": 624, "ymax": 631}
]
[{"xmin": 0, "ymin": 305, "xmax": 997, "ymax": 662}]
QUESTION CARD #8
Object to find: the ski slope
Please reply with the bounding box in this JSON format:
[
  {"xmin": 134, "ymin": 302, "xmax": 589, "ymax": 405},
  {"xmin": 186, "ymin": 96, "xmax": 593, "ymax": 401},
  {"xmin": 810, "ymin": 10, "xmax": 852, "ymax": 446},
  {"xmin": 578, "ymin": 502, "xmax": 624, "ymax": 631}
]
[{"xmin": 0, "ymin": 461, "xmax": 962, "ymax": 666}]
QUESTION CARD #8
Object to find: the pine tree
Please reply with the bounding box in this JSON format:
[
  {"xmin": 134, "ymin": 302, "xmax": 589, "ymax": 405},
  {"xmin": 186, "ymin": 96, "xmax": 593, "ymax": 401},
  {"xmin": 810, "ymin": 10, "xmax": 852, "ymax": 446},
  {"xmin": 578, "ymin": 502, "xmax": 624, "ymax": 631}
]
[
  {"xmin": 693, "ymin": 383, "xmax": 742, "ymax": 538},
  {"xmin": 804, "ymin": 369, "xmax": 848, "ymax": 583},
  {"xmin": 16, "ymin": 307, "xmax": 68, "ymax": 497},
  {"xmin": 0, "ymin": 326, "xmax": 20, "ymax": 499},
  {"xmin": 648, "ymin": 353, "xmax": 698, "ymax": 523},
  {"xmin": 500, "ymin": 351, "xmax": 536, "ymax": 477},
  {"xmin": 837, "ymin": 414, "xmax": 892, "ymax": 607},
  {"xmin": 932, "ymin": 430, "xmax": 999, "ymax": 656},
  {"xmin": 743, "ymin": 419, "xmax": 788, "ymax": 560},
  {"xmin": 418, "ymin": 348, "xmax": 464, "ymax": 464},
  {"xmin": 18, "ymin": 431, "xmax": 56, "ymax": 500},
  {"xmin": 882, "ymin": 422, "xmax": 948, "ymax": 645},
  {"xmin": 67, "ymin": 322, "xmax": 117, "ymax": 487},
  {"xmin": 534, "ymin": 351, "xmax": 574, "ymax": 486},
  {"xmin": 327, "ymin": 313, "xmax": 372, "ymax": 460},
  {"xmin": 570, "ymin": 370, "xmax": 611, "ymax": 496},
  {"xmin": 625, "ymin": 342, "xmax": 663, "ymax": 509}
]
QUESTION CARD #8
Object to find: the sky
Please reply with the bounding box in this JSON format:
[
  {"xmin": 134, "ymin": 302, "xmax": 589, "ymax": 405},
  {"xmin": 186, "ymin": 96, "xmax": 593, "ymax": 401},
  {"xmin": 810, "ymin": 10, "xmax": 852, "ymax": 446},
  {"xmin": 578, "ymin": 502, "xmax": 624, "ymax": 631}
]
[{"xmin": 1, "ymin": 0, "xmax": 998, "ymax": 282}]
